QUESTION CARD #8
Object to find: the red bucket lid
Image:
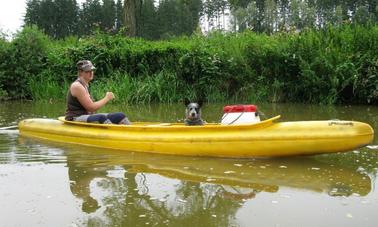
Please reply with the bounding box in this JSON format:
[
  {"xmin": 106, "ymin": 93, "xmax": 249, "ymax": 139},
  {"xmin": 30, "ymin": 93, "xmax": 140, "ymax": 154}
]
[{"xmin": 223, "ymin": 105, "xmax": 257, "ymax": 113}]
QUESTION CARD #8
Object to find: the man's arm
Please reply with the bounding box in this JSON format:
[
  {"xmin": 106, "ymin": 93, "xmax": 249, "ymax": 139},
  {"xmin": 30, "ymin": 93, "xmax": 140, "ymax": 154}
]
[{"xmin": 71, "ymin": 82, "xmax": 114, "ymax": 112}]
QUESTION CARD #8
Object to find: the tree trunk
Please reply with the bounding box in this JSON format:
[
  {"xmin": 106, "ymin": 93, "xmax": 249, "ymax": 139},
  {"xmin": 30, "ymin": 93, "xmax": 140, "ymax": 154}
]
[{"xmin": 124, "ymin": 0, "xmax": 136, "ymax": 36}]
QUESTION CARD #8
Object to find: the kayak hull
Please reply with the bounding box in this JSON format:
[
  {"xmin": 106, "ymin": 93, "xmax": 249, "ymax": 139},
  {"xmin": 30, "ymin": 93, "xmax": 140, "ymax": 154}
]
[{"xmin": 18, "ymin": 116, "xmax": 374, "ymax": 158}]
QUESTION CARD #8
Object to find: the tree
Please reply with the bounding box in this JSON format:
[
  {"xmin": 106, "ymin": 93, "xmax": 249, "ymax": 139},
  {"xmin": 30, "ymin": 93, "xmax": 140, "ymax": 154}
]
[
  {"xmin": 24, "ymin": 0, "xmax": 378, "ymax": 38},
  {"xmin": 289, "ymin": 0, "xmax": 301, "ymax": 31},
  {"xmin": 203, "ymin": 0, "xmax": 228, "ymax": 31},
  {"xmin": 102, "ymin": 0, "xmax": 117, "ymax": 32},
  {"xmin": 334, "ymin": 5, "xmax": 343, "ymax": 26},
  {"xmin": 25, "ymin": 0, "xmax": 79, "ymax": 38},
  {"xmin": 277, "ymin": 0, "xmax": 290, "ymax": 30},
  {"xmin": 354, "ymin": 5, "xmax": 370, "ymax": 25},
  {"xmin": 264, "ymin": 0, "xmax": 277, "ymax": 34},
  {"xmin": 155, "ymin": 0, "xmax": 202, "ymax": 38},
  {"xmin": 302, "ymin": 3, "xmax": 316, "ymax": 29},
  {"xmin": 178, "ymin": 0, "xmax": 203, "ymax": 35},
  {"xmin": 79, "ymin": 0, "xmax": 103, "ymax": 35},
  {"xmin": 115, "ymin": 0, "xmax": 124, "ymax": 32},
  {"xmin": 24, "ymin": 0, "xmax": 41, "ymax": 27},
  {"xmin": 124, "ymin": 0, "xmax": 138, "ymax": 36},
  {"xmin": 156, "ymin": 0, "xmax": 177, "ymax": 38},
  {"xmin": 138, "ymin": 0, "xmax": 157, "ymax": 39},
  {"xmin": 188, "ymin": 0, "xmax": 203, "ymax": 32},
  {"xmin": 54, "ymin": 0, "xmax": 79, "ymax": 37}
]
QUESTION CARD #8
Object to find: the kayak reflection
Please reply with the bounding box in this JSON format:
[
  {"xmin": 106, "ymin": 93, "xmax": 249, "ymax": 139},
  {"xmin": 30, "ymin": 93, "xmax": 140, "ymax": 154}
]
[
  {"xmin": 94, "ymin": 149, "xmax": 371, "ymax": 197},
  {"xmin": 62, "ymin": 146, "xmax": 371, "ymax": 215}
]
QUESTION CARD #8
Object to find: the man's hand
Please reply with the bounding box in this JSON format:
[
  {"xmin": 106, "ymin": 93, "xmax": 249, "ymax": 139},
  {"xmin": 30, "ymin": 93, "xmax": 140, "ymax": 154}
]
[{"xmin": 105, "ymin": 92, "xmax": 114, "ymax": 101}]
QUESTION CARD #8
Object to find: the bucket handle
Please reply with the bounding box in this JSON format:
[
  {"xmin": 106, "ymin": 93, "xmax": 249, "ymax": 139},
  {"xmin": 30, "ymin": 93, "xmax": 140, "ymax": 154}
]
[{"xmin": 221, "ymin": 111, "xmax": 245, "ymax": 125}]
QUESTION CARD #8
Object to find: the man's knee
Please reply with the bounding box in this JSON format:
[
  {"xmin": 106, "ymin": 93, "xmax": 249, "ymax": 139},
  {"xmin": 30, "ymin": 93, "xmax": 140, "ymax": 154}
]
[
  {"xmin": 87, "ymin": 114, "xmax": 107, "ymax": 123},
  {"xmin": 107, "ymin": 112, "xmax": 127, "ymax": 124}
]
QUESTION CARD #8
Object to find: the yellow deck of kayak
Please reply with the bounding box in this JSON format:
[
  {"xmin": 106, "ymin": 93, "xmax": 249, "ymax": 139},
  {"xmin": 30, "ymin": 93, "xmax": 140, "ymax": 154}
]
[{"xmin": 18, "ymin": 116, "xmax": 374, "ymax": 158}]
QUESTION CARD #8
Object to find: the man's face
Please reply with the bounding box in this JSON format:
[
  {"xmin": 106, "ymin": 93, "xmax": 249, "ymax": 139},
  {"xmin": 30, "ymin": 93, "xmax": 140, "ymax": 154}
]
[{"xmin": 82, "ymin": 70, "xmax": 94, "ymax": 81}]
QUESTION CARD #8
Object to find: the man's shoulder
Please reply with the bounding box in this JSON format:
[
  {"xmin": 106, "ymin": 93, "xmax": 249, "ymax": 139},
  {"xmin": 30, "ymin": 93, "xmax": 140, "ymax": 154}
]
[
  {"xmin": 71, "ymin": 80, "xmax": 82, "ymax": 88},
  {"xmin": 70, "ymin": 81, "xmax": 86, "ymax": 93}
]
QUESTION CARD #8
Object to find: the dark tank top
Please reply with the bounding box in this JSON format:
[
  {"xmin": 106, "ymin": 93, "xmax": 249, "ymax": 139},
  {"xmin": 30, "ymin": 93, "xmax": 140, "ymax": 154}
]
[{"xmin": 65, "ymin": 79, "xmax": 90, "ymax": 120}]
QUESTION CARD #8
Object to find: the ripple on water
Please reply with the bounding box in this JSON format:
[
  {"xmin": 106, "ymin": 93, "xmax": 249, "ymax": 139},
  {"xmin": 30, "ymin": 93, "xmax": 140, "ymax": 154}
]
[
  {"xmin": 0, "ymin": 137, "xmax": 67, "ymax": 165},
  {"xmin": 0, "ymin": 129, "xmax": 19, "ymax": 135}
]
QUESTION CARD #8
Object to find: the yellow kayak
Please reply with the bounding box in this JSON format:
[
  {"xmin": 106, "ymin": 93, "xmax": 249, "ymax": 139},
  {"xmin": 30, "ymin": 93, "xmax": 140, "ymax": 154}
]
[{"xmin": 18, "ymin": 116, "xmax": 374, "ymax": 158}]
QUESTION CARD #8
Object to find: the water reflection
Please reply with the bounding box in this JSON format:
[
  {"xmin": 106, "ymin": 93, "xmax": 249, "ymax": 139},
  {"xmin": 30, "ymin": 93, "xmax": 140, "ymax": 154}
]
[{"xmin": 15, "ymin": 138, "xmax": 372, "ymax": 225}]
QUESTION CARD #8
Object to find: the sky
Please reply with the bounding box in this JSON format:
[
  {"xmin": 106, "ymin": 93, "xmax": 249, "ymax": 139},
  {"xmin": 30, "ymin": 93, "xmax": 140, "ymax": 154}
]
[
  {"xmin": 0, "ymin": 0, "xmax": 86, "ymax": 35},
  {"xmin": 0, "ymin": 0, "xmax": 27, "ymax": 34}
]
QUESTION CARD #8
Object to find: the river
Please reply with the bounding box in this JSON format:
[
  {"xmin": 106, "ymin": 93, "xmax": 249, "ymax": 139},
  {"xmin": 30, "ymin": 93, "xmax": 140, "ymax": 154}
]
[{"xmin": 0, "ymin": 101, "xmax": 377, "ymax": 226}]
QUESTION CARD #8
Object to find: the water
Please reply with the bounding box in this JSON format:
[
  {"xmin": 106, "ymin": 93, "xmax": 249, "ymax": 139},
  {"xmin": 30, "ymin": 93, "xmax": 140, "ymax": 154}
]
[{"xmin": 0, "ymin": 101, "xmax": 377, "ymax": 227}]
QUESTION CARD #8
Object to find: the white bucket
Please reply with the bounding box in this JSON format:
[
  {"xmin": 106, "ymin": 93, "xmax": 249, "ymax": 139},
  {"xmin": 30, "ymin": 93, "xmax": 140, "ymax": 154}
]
[{"xmin": 221, "ymin": 105, "xmax": 260, "ymax": 125}]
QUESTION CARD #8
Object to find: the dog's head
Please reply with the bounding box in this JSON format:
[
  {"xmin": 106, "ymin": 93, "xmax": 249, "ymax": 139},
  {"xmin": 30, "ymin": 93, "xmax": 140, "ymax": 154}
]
[
  {"xmin": 184, "ymin": 98, "xmax": 203, "ymax": 121},
  {"xmin": 184, "ymin": 98, "xmax": 203, "ymax": 120}
]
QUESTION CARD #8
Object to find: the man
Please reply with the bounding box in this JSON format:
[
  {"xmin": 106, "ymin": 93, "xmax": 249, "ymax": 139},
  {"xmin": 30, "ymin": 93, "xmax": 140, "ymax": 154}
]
[{"xmin": 65, "ymin": 60, "xmax": 130, "ymax": 124}]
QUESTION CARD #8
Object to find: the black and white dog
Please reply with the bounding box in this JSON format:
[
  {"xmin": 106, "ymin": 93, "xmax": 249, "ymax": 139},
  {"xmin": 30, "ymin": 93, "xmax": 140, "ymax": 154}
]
[{"xmin": 184, "ymin": 98, "xmax": 205, "ymax": 126}]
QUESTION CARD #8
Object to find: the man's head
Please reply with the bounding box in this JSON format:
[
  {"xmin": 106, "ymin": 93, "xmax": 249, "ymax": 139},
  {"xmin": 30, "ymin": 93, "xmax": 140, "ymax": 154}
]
[{"xmin": 77, "ymin": 60, "xmax": 96, "ymax": 72}]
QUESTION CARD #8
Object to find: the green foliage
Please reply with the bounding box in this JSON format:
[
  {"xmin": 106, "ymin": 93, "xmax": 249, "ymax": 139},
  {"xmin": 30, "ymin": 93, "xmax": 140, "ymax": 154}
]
[
  {"xmin": 287, "ymin": 25, "xmax": 378, "ymax": 104},
  {"xmin": 154, "ymin": 0, "xmax": 203, "ymax": 39},
  {"xmin": 25, "ymin": 0, "xmax": 79, "ymax": 39},
  {"xmin": 28, "ymin": 69, "xmax": 70, "ymax": 100},
  {"xmin": 228, "ymin": 0, "xmax": 378, "ymax": 33},
  {"xmin": 0, "ymin": 32, "xmax": 10, "ymax": 99},
  {"xmin": 89, "ymin": 70, "xmax": 187, "ymax": 103},
  {"xmin": 20, "ymin": 0, "xmax": 378, "ymax": 40},
  {"xmin": 0, "ymin": 26, "xmax": 50, "ymax": 99},
  {"xmin": 23, "ymin": 0, "xmax": 202, "ymax": 40},
  {"xmin": 0, "ymin": 24, "xmax": 377, "ymax": 105},
  {"xmin": 137, "ymin": 0, "xmax": 156, "ymax": 39}
]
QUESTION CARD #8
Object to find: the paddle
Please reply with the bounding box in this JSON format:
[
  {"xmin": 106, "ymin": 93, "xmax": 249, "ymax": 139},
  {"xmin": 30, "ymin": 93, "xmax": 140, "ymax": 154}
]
[
  {"xmin": 367, "ymin": 145, "xmax": 378, "ymax": 150},
  {"xmin": 0, "ymin": 125, "xmax": 18, "ymax": 130}
]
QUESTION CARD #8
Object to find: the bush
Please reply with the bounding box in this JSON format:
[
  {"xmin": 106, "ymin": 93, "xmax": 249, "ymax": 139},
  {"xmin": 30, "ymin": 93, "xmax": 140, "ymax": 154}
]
[
  {"xmin": 0, "ymin": 24, "xmax": 377, "ymax": 104},
  {"xmin": 0, "ymin": 26, "xmax": 50, "ymax": 99}
]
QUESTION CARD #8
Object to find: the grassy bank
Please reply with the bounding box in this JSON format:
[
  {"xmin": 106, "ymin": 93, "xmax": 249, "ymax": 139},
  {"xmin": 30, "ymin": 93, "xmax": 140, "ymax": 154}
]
[{"xmin": 0, "ymin": 25, "xmax": 377, "ymax": 104}]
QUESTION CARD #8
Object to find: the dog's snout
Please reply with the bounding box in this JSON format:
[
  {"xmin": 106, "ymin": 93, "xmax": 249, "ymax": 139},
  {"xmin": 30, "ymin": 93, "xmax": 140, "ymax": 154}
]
[{"xmin": 187, "ymin": 107, "xmax": 199, "ymax": 119}]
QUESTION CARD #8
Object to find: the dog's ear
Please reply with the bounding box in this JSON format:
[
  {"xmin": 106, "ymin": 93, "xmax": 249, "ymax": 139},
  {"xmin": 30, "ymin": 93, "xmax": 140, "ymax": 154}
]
[
  {"xmin": 184, "ymin": 98, "xmax": 190, "ymax": 106},
  {"xmin": 197, "ymin": 100, "xmax": 203, "ymax": 107}
]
